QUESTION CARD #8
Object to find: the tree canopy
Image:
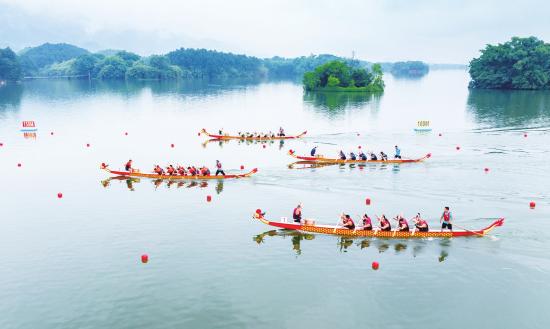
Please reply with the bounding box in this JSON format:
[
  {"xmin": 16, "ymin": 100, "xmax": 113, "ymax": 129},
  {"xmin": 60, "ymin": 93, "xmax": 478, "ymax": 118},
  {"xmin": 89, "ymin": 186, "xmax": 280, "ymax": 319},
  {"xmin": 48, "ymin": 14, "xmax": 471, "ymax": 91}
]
[
  {"xmin": 391, "ymin": 61, "xmax": 429, "ymax": 77},
  {"xmin": 0, "ymin": 47, "xmax": 22, "ymax": 81},
  {"xmin": 302, "ymin": 60, "xmax": 384, "ymax": 92},
  {"xmin": 469, "ymin": 36, "xmax": 550, "ymax": 90},
  {"xmin": 18, "ymin": 43, "xmax": 89, "ymax": 76}
]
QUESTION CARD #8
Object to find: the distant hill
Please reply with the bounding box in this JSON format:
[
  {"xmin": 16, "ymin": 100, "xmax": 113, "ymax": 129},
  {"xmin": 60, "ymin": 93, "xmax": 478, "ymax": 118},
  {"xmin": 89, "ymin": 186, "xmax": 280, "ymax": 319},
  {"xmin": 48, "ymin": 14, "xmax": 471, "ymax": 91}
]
[
  {"xmin": 264, "ymin": 54, "xmax": 371, "ymax": 79},
  {"xmin": 18, "ymin": 43, "xmax": 89, "ymax": 76}
]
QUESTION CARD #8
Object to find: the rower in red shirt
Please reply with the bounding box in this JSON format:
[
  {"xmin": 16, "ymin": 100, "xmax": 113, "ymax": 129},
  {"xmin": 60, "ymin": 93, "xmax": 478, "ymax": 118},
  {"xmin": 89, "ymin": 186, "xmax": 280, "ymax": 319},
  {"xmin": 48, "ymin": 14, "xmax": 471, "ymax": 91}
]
[{"xmin": 125, "ymin": 159, "xmax": 133, "ymax": 172}]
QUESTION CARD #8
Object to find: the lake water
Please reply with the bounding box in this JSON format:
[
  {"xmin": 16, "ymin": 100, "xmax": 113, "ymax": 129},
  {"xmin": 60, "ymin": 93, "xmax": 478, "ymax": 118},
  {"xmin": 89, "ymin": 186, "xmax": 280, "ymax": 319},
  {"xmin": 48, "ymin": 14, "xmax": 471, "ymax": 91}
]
[{"xmin": 1, "ymin": 70, "xmax": 549, "ymax": 329}]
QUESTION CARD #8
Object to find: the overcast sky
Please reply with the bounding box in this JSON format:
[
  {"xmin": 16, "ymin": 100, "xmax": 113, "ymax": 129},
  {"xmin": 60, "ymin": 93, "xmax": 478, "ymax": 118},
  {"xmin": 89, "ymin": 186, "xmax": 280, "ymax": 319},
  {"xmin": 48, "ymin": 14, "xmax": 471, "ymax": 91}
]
[{"xmin": 1, "ymin": 0, "xmax": 549, "ymax": 63}]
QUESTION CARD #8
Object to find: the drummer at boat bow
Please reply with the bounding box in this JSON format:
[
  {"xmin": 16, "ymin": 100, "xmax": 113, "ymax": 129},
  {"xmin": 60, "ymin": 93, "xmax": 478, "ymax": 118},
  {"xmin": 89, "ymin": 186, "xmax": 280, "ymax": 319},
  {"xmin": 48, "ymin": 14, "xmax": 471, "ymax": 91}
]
[
  {"xmin": 278, "ymin": 127, "xmax": 285, "ymax": 136},
  {"xmin": 125, "ymin": 159, "xmax": 133, "ymax": 171},
  {"xmin": 293, "ymin": 204, "xmax": 303, "ymax": 223},
  {"xmin": 215, "ymin": 160, "xmax": 225, "ymax": 176},
  {"xmin": 440, "ymin": 206, "xmax": 453, "ymax": 231}
]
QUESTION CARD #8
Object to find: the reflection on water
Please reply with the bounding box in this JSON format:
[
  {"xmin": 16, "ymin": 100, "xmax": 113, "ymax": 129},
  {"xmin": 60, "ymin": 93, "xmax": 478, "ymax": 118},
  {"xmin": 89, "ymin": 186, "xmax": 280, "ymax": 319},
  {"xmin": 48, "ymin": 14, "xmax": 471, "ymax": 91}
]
[
  {"xmin": 0, "ymin": 83, "xmax": 23, "ymax": 113},
  {"xmin": 202, "ymin": 138, "xmax": 286, "ymax": 150},
  {"xmin": 303, "ymin": 90, "xmax": 382, "ymax": 116},
  {"xmin": 253, "ymin": 229, "xmax": 315, "ymax": 256},
  {"xmin": 100, "ymin": 177, "xmax": 223, "ymax": 192},
  {"xmin": 467, "ymin": 89, "xmax": 550, "ymax": 129},
  {"xmin": 17, "ymin": 78, "xmax": 265, "ymax": 103},
  {"xmin": 254, "ymin": 229, "xmax": 450, "ymax": 260}
]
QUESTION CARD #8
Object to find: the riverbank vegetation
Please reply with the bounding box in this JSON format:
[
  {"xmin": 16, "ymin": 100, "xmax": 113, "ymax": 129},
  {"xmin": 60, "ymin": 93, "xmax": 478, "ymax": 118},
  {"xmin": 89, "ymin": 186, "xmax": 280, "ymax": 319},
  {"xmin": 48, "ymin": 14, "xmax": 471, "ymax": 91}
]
[
  {"xmin": 2, "ymin": 42, "xmax": 430, "ymax": 83},
  {"xmin": 302, "ymin": 60, "xmax": 385, "ymax": 92},
  {"xmin": 469, "ymin": 36, "xmax": 550, "ymax": 90}
]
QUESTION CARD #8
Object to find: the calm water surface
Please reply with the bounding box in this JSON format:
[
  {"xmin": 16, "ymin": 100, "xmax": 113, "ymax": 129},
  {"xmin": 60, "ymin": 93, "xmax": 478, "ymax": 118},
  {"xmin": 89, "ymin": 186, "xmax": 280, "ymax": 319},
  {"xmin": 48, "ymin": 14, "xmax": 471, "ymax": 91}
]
[{"xmin": 1, "ymin": 71, "xmax": 549, "ymax": 329}]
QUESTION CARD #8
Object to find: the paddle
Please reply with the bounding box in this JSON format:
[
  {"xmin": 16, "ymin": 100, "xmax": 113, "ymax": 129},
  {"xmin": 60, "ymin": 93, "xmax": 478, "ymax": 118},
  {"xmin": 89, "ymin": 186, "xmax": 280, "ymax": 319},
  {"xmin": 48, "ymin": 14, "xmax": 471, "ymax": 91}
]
[{"xmin": 333, "ymin": 213, "xmax": 343, "ymax": 233}]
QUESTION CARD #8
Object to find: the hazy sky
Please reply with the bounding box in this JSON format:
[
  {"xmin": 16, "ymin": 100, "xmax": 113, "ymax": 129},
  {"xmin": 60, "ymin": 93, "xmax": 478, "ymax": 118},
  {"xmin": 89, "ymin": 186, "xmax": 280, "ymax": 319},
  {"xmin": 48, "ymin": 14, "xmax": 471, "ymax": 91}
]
[{"xmin": 1, "ymin": 0, "xmax": 549, "ymax": 63}]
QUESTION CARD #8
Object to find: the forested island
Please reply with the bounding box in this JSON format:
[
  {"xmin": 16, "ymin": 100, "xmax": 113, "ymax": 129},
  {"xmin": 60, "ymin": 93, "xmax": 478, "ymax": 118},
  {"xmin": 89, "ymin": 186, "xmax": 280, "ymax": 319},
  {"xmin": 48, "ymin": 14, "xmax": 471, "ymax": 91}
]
[
  {"xmin": 302, "ymin": 60, "xmax": 385, "ymax": 92},
  {"xmin": 469, "ymin": 36, "xmax": 550, "ymax": 90},
  {"xmin": 2, "ymin": 42, "xmax": 434, "ymax": 83},
  {"xmin": 391, "ymin": 61, "xmax": 429, "ymax": 77}
]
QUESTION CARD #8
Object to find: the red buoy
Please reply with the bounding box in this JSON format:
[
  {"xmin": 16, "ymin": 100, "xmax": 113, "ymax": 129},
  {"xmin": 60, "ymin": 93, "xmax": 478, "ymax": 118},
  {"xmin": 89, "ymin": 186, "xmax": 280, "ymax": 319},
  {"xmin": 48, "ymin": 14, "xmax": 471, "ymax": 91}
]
[
  {"xmin": 365, "ymin": 198, "xmax": 371, "ymax": 205},
  {"xmin": 524, "ymin": 133, "xmax": 528, "ymax": 138},
  {"xmin": 358, "ymin": 145, "xmax": 362, "ymax": 149},
  {"xmin": 86, "ymin": 143, "xmax": 90, "ymax": 147},
  {"xmin": 456, "ymin": 146, "xmax": 461, "ymax": 150},
  {"xmin": 357, "ymin": 133, "xmax": 360, "ymax": 136},
  {"xmin": 171, "ymin": 143, "xmax": 175, "ymax": 148},
  {"xmin": 484, "ymin": 168, "xmax": 489, "ymax": 173},
  {"xmin": 256, "ymin": 209, "xmax": 262, "ymax": 214},
  {"xmin": 262, "ymin": 145, "xmax": 266, "ymax": 149},
  {"xmin": 530, "ymin": 201, "xmax": 536, "ymax": 209},
  {"xmin": 57, "ymin": 193, "xmax": 63, "ymax": 198},
  {"xmin": 124, "ymin": 132, "xmax": 128, "ymax": 136},
  {"xmin": 141, "ymin": 254, "xmax": 148, "ymax": 263},
  {"xmin": 50, "ymin": 132, "xmax": 54, "ymax": 136},
  {"xmin": 438, "ymin": 133, "xmax": 442, "ymax": 137},
  {"xmin": 240, "ymin": 165, "xmax": 244, "ymax": 170},
  {"xmin": 17, "ymin": 163, "xmax": 21, "ymax": 167},
  {"xmin": 0, "ymin": 142, "xmax": 3, "ymax": 147},
  {"xmin": 372, "ymin": 261, "xmax": 379, "ymax": 270},
  {"xmin": 207, "ymin": 195, "xmax": 212, "ymax": 202}
]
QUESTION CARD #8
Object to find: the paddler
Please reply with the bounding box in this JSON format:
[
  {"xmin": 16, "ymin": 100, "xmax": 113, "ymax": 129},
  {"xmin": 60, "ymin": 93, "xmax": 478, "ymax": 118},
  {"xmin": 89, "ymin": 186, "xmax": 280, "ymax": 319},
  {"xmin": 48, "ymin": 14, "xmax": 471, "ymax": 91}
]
[
  {"xmin": 413, "ymin": 213, "xmax": 429, "ymax": 232},
  {"xmin": 370, "ymin": 152, "xmax": 378, "ymax": 161},
  {"xmin": 396, "ymin": 215, "xmax": 410, "ymax": 232},
  {"xmin": 362, "ymin": 214, "xmax": 373, "ymax": 230},
  {"xmin": 380, "ymin": 151, "xmax": 388, "ymax": 161},
  {"xmin": 341, "ymin": 214, "xmax": 355, "ymax": 229},
  {"xmin": 166, "ymin": 165, "xmax": 175, "ymax": 175},
  {"xmin": 310, "ymin": 146, "xmax": 317, "ymax": 156},
  {"xmin": 215, "ymin": 160, "xmax": 225, "ymax": 176},
  {"xmin": 394, "ymin": 145, "xmax": 402, "ymax": 159},
  {"xmin": 278, "ymin": 127, "xmax": 285, "ymax": 137},
  {"xmin": 177, "ymin": 166, "xmax": 186, "ymax": 176},
  {"xmin": 125, "ymin": 159, "xmax": 133, "ymax": 172},
  {"xmin": 293, "ymin": 204, "xmax": 303, "ymax": 223},
  {"xmin": 378, "ymin": 215, "xmax": 391, "ymax": 231},
  {"xmin": 440, "ymin": 206, "xmax": 453, "ymax": 231},
  {"xmin": 359, "ymin": 150, "xmax": 367, "ymax": 161},
  {"xmin": 339, "ymin": 150, "xmax": 347, "ymax": 160},
  {"xmin": 349, "ymin": 151, "xmax": 357, "ymax": 160},
  {"xmin": 153, "ymin": 165, "xmax": 163, "ymax": 175}
]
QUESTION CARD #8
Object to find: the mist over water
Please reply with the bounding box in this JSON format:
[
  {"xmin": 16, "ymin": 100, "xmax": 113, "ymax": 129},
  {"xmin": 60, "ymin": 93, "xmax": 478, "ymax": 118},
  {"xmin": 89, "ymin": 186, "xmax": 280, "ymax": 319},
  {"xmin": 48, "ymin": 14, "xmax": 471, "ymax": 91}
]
[{"xmin": 0, "ymin": 70, "xmax": 549, "ymax": 329}]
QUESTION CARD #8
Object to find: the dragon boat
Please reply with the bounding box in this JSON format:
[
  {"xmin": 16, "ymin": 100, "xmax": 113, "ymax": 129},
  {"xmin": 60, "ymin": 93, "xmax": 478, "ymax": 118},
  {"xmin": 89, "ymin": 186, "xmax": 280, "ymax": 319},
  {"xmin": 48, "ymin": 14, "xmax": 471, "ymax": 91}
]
[
  {"xmin": 253, "ymin": 212, "xmax": 504, "ymax": 238},
  {"xmin": 199, "ymin": 129, "xmax": 307, "ymax": 140},
  {"xmin": 288, "ymin": 150, "xmax": 431, "ymax": 164},
  {"xmin": 100, "ymin": 163, "xmax": 258, "ymax": 180}
]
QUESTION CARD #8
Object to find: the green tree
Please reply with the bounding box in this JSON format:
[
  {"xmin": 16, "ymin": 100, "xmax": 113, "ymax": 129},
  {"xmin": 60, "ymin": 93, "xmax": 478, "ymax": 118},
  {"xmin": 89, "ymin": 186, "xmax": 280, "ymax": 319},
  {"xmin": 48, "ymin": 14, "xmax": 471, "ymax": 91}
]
[
  {"xmin": 116, "ymin": 51, "xmax": 140, "ymax": 64},
  {"xmin": 96, "ymin": 56, "xmax": 128, "ymax": 79},
  {"xmin": 0, "ymin": 47, "xmax": 22, "ymax": 81},
  {"xmin": 469, "ymin": 36, "xmax": 550, "ymax": 90},
  {"xmin": 351, "ymin": 68, "xmax": 372, "ymax": 87},
  {"xmin": 327, "ymin": 75, "xmax": 340, "ymax": 87}
]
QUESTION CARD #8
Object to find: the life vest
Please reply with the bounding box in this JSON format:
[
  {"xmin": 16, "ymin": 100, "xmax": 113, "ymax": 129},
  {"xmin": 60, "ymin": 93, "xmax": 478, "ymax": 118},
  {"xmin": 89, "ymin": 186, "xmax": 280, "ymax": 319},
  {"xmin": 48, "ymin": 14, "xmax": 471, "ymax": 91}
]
[
  {"xmin": 216, "ymin": 162, "xmax": 222, "ymax": 169},
  {"xmin": 399, "ymin": 218, "xmax": 409, "ymax": 230},
  {"xmin": 293, "ymin": 207, "xmax": 302, "ymax": 220},
  {"xmin": 125, "ymin": 162, "xmax": 132, "ymax": 170},
  {"xmin": 443, "ymin": 211, "xmax": 451, "ymax": 222},
  {"xmin": 363, "ymin": 216, "xmax": 372, "ymax": 227},
  {"xmin": 381, "ymin": 218, "xmax": 391, "ymax": 231},
  {"xmin": 416, "ymin": 219, "xmax": 429, "ymax": 230}
]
